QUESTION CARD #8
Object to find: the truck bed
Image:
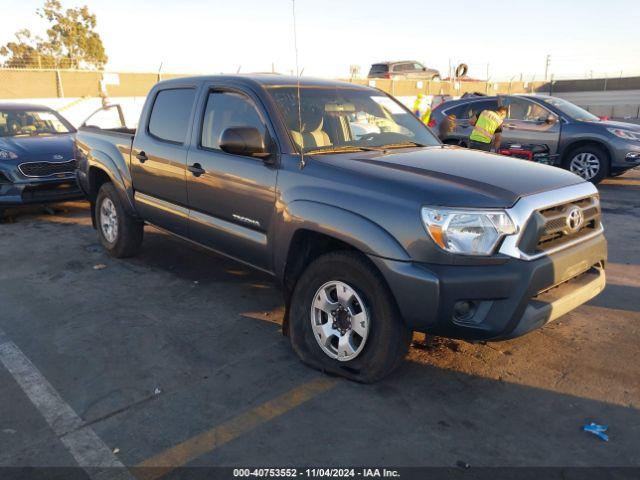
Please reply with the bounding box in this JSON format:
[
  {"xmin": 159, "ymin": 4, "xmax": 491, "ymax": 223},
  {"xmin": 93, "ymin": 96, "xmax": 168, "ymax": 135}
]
[{"xmin": 79, "ymin": 126, "xmax": 136, "ymax": 137}]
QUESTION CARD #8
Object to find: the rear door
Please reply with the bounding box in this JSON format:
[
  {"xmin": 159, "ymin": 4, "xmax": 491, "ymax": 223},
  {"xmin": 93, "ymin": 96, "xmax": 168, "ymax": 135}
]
[
  {"xmin": 185, "ymin": 86, "xmax": 278, "ymax": 271},
  {"xmin": 131, "ymin": 87, "xmax": 197, "ymax": 237},
  {"xmin": 444, "ymin": 99, "xmax": 498, "ymax": 144},
  {"xmin": 500, "ymin": 97, "xmax": 561, "ymax": 152}
]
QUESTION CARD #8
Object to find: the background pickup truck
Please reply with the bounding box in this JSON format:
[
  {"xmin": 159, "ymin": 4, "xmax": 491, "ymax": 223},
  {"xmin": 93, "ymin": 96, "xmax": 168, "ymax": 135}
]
[{"xmin": 76, "ymin": 75, "xmax": 607, "ymax": 382}]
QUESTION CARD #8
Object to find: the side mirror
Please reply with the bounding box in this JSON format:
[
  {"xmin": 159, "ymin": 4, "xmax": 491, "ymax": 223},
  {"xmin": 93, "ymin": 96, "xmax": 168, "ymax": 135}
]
[{"xmin": 219, "ymin": 127, "xmax": 271, "ymax": 159}]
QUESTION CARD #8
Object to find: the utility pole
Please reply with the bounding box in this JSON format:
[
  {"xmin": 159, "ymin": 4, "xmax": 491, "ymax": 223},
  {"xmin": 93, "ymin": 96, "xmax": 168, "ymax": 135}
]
[
  {"xmin": 544, "ymin": 54, "xmax": 551, "ymax": 81},
  {"xmin": 485, "ymin": 63, "xmax": 490, "ymax": 94}
]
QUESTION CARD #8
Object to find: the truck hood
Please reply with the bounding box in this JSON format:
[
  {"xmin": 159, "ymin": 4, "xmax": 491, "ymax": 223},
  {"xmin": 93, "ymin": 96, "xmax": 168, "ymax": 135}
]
[
  {"xmin": 0, "ymin": 134, "xmax": 75, "ymax": 167},
  {"xmin": 316, "ymin": 146, "xmax": 585, "ymax": 208}
]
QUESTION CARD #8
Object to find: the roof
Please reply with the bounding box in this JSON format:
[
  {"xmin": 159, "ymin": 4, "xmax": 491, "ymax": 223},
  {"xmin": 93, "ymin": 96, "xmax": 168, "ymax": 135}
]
[
  {"xmin": 0, "ymin": 102, "xmax": 54, "ymax": 111},
  {"xmin": 157, "ymin": 74, "xmax": 372, "ymax": 90},
  {"xmin": 371, "ymin": 60, "xmax": 419, "ymax": 65}
]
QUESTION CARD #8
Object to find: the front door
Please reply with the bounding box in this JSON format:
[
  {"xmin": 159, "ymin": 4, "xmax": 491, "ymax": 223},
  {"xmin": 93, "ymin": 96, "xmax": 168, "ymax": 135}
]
[
  {"xmin": 500, "ymin": 97, "xmax": 561, "ymax": 153},
  {"xmin": 186, "ymin": 88, "xmax": 278, "ymax": 271},
  {"xmin": 131, "ymin": 87, "xmax": 197, "ymax": 237}
]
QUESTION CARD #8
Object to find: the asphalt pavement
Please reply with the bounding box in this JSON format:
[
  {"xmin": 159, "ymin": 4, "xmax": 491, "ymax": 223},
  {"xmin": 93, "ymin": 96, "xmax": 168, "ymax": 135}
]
[{"xmin": 0, "ymin": 170, "xmax": 639, "ymax": 478}]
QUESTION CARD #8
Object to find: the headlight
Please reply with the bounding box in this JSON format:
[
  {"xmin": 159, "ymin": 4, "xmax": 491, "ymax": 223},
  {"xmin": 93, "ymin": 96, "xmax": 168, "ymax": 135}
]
[
  {"xmin": 607, "ymin": 128, "xmax": 640, "ymax": 141},
  {"xmin": 421, "ymin": 207, "xmax": 517, "ymax": 256},
  {"xmin": 0, "ymin": 149, "xmax": 18, "ymax": 160}
]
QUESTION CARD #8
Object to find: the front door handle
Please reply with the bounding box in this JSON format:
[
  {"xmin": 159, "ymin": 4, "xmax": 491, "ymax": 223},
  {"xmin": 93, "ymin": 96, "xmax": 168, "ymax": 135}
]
[
  {"xmin": 187, "ymin": 163, "xmax": 205, "ymax": 177},
  {"xmin": 136, "ymin": 151, "xmax": 148, "ymax": 163},
  {"xmin": 503, "ymin": 123, "xmax": 516, "ymax": 129}
]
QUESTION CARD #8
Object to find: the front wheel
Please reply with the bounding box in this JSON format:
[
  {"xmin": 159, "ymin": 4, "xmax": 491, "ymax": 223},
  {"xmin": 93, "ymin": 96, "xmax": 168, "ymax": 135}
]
[
  {"xmin": 96, "ymin": 183, "xmax": 143, "ymax": 258},
  {"xmin": 564, "ymin": 145, "xmax": 609, "ymax": 183},
  {"xmin": 288, "ymin": 251, "xmax": 412, "ymax": 383}
]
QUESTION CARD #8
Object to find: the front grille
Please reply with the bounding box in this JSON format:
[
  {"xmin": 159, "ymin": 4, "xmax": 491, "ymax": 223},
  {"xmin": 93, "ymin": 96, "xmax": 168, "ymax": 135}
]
[
  {"xmin": 535, "ymin": 196, "xmax": 600, "ymax": 252},
  {"xmin": 18, "ymin": 160, "xmax": 77, "ymax": 178}
]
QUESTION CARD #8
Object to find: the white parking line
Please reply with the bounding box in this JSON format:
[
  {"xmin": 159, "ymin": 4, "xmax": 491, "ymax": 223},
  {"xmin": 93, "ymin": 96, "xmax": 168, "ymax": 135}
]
[{"xmin": 0, "ymin": 327, "xmax": 134, "ymax": 480}]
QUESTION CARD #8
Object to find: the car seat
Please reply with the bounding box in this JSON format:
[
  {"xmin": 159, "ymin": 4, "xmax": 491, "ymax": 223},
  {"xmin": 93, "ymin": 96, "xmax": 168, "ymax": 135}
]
[{"xmin": 289, "ymin": 105, "xmax": 332, "ymax": 149}]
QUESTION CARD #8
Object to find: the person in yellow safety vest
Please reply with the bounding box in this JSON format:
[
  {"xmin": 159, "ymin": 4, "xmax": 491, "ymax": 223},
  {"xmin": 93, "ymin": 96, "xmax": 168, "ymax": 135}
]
[
  {"xmin": 412, "ymin": 94, "xmax": 432, "ymax": 125},
  {"xmin": 468, "ymin": 106, "xmax": 508, "ymax": 152}
]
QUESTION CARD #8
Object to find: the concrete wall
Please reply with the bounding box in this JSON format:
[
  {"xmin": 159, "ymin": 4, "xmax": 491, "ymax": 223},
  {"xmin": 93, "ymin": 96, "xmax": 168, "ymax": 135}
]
[{"xmin": 549, "ymin": 90, "xmax": 640, "ymax": 120}]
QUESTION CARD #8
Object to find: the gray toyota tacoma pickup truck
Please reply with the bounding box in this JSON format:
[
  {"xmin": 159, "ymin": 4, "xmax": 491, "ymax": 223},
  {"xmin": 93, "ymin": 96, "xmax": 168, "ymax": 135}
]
[{"xmin": 76, "ymin": 75, "xmax": 607, "ymax": 382}]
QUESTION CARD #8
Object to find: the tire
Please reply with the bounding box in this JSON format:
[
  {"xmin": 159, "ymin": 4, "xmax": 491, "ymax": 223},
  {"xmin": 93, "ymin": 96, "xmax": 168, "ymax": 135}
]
[
  {"xmin": 288, "ymin": 251, "xmax": 412, "ymax": 383},
  {"xmin": 95, "ymin": 183, "xmax": 143, "ymax": 258},
  {"xmin": 563, "ymin": 145, "xmax": 609, "ymax": 184}
]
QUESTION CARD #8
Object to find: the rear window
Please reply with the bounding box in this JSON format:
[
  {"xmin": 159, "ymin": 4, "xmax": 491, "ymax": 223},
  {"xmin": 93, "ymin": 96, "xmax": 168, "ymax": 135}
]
[
  {"xmin": 148, "ymin": 88, "xmax": 196, "ymax": 143},
  {"xmin": 393, "ymin": 63, "xmax": 414, "ymax": 72},
  {"xmin": 369, "ymin": 64, "xmax": 389, "ymax": 74}
]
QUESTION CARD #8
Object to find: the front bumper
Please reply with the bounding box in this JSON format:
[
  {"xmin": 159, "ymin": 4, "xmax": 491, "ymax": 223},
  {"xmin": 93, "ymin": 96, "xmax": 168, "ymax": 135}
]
[
  {"xmin": 0, "ymin": 177, "xmax": 84, "ymax": 207},
  {"xmin": 370, "ymin": 232, "xmax": 607, "ymax": 341},
  {"xmin": 610, "ymin": 139, "xmax": 640, "ymax": 171}
]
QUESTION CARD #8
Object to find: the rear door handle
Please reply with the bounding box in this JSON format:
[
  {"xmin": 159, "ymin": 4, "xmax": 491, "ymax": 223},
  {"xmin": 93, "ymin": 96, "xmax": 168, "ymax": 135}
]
[
  {"xmin": 136, "ymin": 151, "xmax": 148, "ymax": 163},
  {"xmin": 187, "ymin": 163, "xmax": 205, "ymax": 177}
]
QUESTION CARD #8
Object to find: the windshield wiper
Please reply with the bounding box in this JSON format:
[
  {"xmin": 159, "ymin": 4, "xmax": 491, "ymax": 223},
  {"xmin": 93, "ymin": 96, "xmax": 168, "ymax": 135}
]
[
  {"xmin": 305, "ymin": 145, "xmax": 383, "ymax": 155},
  {"xmin": 375, "ymin": 141, "xmax": 427, "ymax": 150}
]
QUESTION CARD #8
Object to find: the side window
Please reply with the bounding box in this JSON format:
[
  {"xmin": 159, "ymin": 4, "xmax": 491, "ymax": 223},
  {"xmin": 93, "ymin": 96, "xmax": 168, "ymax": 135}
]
[
  {"xmin": 469, "ymin": 100, "xmax": 499, "ymax": 118},
  {"xmin": 201, "ymin": 91, "xmax": 267, "ymax": 151},
  {"xmin": 524, "ymin": 102, "xmax": 551, "ymax": 122},
  {"xmin": 413, "ymin": 63, "xmax": 425, "ymax": 71},
  {"xmin": 443, "ymin": 104, "xmax": 469, "ymax": 118},
  {"xmin": 148, "ymin": 88, "xmax": 196, "ymax": 143},
  {"xmin": 504, "ymin": 98, "xmax": 534, "ymax": 121}
]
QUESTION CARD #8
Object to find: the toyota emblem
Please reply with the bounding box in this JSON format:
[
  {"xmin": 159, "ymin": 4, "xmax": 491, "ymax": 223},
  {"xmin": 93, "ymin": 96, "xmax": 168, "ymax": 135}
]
[{"xmin": 566, "ymin": 206, "xmax": 584, "ymax": 233}]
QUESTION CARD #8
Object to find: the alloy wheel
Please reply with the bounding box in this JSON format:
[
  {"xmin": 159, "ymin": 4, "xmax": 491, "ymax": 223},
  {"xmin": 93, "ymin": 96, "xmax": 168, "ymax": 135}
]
[
  {"xmin": 100, "ymin": 197, "xmax": 118, "ymax": 243},
  {"xmin": 569, "ymin": 152, "xmax": 601, "ymax": 180},
  {"xmin": 310, "ymin": 280, "xmax": 370, "ymax": 361}
]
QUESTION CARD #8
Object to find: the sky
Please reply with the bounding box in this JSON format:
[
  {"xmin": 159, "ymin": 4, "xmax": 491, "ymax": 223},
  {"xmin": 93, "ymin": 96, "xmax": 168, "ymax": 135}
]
[{"xmin": 2, "ymin": 0, "xmax": 639, "ymax": 80}]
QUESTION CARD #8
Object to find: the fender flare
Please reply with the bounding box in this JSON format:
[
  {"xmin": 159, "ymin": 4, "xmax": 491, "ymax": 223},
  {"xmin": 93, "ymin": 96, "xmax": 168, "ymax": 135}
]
[
  {"xmin": 559, "ymin": 137, "xmax": 614, "ymax": 166},
  {"xmin": 274, "ymin": 200, "xmax": 410, "ymax": 280},
  {"xmin": 87, "ymin": 150, "xmax": 137, "ymax": 217}
]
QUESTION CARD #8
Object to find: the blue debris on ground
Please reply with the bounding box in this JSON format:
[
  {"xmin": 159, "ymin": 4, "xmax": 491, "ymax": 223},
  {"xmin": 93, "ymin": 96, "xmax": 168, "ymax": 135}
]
[{"xmin": 583, "ymin": 423, "xmax": 609, "ymax": 442}]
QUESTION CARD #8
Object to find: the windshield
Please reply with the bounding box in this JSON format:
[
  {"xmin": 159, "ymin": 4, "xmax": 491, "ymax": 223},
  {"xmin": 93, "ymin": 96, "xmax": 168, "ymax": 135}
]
[
  {"xmin": 0, "ymin": 109, "xmax": 74, "ymax": 137},
  {"xmin": 539, "ymin": 97, "xmax": 599, "ymax": 122},
  {"xmin": 267, "ymin": 86, "xmax": 440, "ymax": 154}
]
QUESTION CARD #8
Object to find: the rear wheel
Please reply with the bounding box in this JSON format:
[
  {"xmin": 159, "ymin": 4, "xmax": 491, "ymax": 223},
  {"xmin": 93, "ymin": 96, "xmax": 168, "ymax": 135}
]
[
  {"xmin": 96, "ymin": 183, "xmax": 143, "ymax": 258},
  {"xmin": 288, "ymin": 251, "xmax": 412, "ymax": 383},
  {"xmin": 564, "ymin": 145, "xmax": 609, "ymax": 183}
]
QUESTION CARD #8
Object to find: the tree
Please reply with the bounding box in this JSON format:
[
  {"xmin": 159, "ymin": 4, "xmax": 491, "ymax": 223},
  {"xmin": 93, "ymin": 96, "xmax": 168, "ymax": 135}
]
[
  {"xmin": 0, "ymin": 30, "xmax": 57, "ymax": 68},
  {"xmin": 0, "ymin": 0, "xmax": 107, "ymax": 69}
]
